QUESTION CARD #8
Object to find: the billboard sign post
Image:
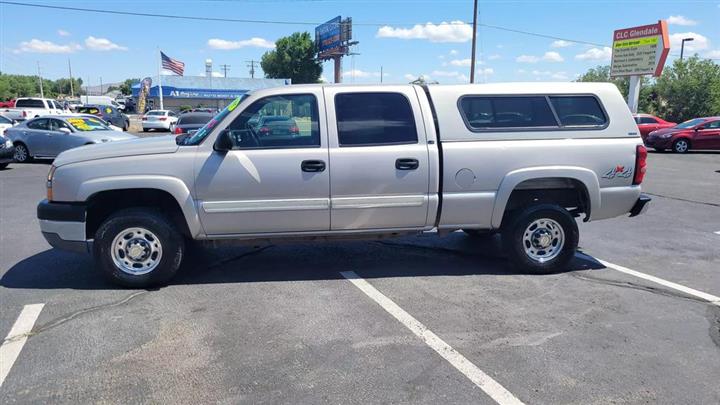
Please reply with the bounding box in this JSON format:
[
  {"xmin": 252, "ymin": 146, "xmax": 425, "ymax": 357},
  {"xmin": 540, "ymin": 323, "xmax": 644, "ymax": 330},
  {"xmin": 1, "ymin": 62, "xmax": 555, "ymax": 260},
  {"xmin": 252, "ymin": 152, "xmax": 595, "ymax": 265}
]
[{"xmin": 610, "ymin": 20, "xmax": 670, "ymax": 113}]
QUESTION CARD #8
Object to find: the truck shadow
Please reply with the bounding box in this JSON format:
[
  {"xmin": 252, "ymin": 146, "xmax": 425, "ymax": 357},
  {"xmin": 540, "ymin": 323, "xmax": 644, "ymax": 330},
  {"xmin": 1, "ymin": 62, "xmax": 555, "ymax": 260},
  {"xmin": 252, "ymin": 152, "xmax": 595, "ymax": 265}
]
[{"xmin": 1, "ymin": 233, "xmax": 606, "ymax": 290}]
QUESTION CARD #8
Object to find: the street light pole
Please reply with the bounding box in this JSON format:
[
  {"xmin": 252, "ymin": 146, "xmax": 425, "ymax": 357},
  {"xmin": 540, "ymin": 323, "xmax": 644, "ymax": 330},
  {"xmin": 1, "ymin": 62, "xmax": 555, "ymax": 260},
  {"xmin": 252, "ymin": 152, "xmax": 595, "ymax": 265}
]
[
  {"xmin": 469, "ymin": 0, "xmax": 478, "ymax": 83},
  {"xmin": 680, "ymin": 38, "xmax": 694, "ymax": 60}
]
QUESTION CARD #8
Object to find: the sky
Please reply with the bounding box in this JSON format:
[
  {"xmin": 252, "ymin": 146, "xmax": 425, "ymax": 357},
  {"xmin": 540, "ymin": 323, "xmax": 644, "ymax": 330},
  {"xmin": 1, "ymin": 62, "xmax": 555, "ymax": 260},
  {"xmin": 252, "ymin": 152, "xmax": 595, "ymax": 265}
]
[{"xmin": 0, "ymin": 0, "xmax": 719, "ymax": 87}]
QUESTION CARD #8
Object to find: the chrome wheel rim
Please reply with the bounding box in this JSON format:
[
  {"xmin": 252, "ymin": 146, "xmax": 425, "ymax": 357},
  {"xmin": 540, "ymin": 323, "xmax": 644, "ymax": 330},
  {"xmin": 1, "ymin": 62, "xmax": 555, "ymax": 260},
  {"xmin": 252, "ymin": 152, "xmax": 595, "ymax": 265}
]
[
  {"xmin": 522, "ymin": 218, "xmax": 565, "ymax": 263},
  {"xmin": 675, "ymin": 140, "xmax": 688, "ymax": 152},
  {"xmin": 110, "ymin": 227, "xmax": 163, "ymax": 275},
  {"xmin": 14, "ymin": 145, "xmax": 26, "ymax": 162}
]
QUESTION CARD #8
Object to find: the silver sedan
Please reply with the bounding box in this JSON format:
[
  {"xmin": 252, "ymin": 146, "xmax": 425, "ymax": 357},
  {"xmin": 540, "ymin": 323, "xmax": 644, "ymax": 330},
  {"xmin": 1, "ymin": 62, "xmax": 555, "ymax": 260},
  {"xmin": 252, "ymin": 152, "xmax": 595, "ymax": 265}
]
[{"xmin": 5, "ymin": 115, "xmax": 137, "ymax": 163}]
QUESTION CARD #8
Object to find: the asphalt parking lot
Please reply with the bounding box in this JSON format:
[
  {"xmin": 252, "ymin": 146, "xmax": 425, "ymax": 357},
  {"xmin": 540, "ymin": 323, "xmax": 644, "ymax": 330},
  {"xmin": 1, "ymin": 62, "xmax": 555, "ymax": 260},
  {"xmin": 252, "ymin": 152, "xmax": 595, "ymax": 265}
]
[{"xmin": 1, "ymin": 150, "xmax": 718, "ymax": 404}]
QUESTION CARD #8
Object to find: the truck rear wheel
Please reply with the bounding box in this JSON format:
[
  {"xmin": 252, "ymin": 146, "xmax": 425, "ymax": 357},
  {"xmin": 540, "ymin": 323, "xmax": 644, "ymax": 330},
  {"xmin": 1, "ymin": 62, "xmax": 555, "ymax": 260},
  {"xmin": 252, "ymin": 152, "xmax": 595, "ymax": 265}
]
[
  {"xmin": 94, "ymin": 208, "xmax": 184, "ymax": 288},
  {"xmin": 502, "ymin": 204, "xmax": 578, "ymax": 274}
]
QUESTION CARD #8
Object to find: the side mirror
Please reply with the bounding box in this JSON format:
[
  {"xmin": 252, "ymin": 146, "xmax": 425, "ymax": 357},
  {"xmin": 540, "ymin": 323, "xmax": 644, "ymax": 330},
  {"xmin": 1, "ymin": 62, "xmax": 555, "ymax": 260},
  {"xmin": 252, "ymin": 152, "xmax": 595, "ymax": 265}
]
[
  {"xmin": 213, "ymin": 130, "xmax": 233, "ymax": 152},
  {"xmin": 58, "ymin": 127, "xmax": 71, "ymax": 134}
]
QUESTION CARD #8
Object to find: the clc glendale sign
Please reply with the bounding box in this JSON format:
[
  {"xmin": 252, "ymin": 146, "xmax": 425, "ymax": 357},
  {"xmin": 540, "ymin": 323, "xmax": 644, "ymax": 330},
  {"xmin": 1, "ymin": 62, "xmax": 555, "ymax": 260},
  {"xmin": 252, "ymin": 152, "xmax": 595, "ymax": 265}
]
[{"xmin": 611, "ymin": 21, "xmax": 670, "ymax": 77}]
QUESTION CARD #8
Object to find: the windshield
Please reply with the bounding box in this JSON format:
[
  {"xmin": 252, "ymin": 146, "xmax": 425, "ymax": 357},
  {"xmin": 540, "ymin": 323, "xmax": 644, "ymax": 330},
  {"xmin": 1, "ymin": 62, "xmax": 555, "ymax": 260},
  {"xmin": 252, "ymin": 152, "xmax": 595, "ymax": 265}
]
[
  {"xmin": 180, "ymin": 95, "xmax": 249, "ymax": 146},
  {"xmin": 675, "ymin": 118, "xmax": 705, "ymax": 129},
  {"xmin": 66, "ymin": 117, "xmax": 110, "ymax": 131}
]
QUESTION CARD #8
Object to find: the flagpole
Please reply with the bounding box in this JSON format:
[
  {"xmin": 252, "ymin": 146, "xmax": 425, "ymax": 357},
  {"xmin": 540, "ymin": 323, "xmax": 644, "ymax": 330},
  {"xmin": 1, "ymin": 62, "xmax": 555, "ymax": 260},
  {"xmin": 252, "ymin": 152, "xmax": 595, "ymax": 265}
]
[{"xmin": 157, "ymin": 48, "xmax": 164, "ymax": 110}]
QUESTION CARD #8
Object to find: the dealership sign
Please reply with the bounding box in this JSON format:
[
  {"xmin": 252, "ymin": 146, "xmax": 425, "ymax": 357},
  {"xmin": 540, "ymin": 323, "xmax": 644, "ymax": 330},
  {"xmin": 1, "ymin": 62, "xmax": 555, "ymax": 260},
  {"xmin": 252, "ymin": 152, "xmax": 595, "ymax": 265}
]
[
  {"xmin": 316, "ymin": 16, "xmax": 342, "ymax": 57},
  {"xmin": 610, "ymin": 21, "xmax": 670, "ymax": 77}
]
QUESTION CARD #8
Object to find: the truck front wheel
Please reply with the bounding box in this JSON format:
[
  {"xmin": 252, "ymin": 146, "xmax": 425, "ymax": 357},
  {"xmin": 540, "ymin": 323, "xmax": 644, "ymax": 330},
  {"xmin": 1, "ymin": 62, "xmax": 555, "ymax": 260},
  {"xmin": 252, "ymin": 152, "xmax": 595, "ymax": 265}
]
[
  {"xmin": 94, "ymin": 208, "xmax": 184, "ymax": 288},
  {"xmin": 502, "ymin": 204, "xmax": 578, "ymax": 274}
]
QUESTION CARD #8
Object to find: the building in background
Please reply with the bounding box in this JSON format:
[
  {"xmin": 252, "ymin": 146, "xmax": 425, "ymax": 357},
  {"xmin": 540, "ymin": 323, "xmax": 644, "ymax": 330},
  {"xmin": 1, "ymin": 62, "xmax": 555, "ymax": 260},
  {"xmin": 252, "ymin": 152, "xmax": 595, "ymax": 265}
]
[{"xmin": 132, "ymin": 75, "xmax": 291, "ymax": 111}]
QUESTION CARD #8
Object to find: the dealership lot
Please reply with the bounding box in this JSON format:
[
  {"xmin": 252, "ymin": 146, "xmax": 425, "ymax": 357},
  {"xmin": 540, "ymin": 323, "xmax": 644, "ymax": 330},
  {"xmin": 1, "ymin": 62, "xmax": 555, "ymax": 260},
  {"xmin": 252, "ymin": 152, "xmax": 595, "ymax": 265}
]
[{"xmin": 0, "ymin": 152, "xmax": 718, "ymax": 404}]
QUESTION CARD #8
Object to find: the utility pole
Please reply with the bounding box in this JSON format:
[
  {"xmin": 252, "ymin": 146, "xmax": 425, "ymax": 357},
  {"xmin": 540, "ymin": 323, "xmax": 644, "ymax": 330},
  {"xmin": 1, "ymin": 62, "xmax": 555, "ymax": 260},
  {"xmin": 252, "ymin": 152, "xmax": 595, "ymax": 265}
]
[
  {"xmin": 220, "ymin": 64, "xmax": 231, "ymax": 78},
  {"xmin": 469, "ymin": 0, "xmax": 478, "ymax": 83},
  {"xmin": 37, "ymin": 61, "xmax": 44, "ymax": 98},
  {"xmin": 380, "ymin": 66, "xmax": 383, "ymax": 83},
  {"xmin": 68, "ymin": 59, "xmax": 74, "ymax": 97},
  {"xmin": 100, "ymin": 76, "xmax": 103, "ymax": 95},
  {"xmin": 246, "ymin": 60, "xmax": 259, "ymax": 78}
]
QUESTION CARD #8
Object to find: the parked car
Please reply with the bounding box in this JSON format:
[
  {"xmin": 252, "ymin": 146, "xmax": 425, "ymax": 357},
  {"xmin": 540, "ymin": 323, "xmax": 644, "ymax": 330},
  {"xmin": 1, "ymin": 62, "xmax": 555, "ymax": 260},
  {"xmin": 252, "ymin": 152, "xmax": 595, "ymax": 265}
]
[
  {"xmin": 0, "ymin": 132, "xmax": 15, "ymax": 169},
  {"xmin": 0, "ymin": 99, "xmax": 16, "ymax": 108},
  {"xmin": 6, "ymin": 115, "xmax": 136, "ymax": 163},
  {"xmin": 1, "ymin": 97, "xmax": 63, "ymax": 121},
  {"xmin": 72, "ymin": 113, "xmax": 124, "ymax": 132},
  {"xmin": 142, "ymin": 110, "xmax": 178, "ymax": 132},
  {"xmin": 37, "ymin": 82, "xmax": 650, "ymax": 287},
  {"xmin": 76, "ymin": 105, "xmax": 130, "ymax": 131},
  {"xmin": 633, "ymin": 114, "xmax": 676, "ymax": 142},
  {"xmin": 67, "ymin": 98, "xmax": 83, "ymax": 111},
  {"xmin": 645, "ymin": 117, "xmax": 720, "ymax": 153},
  {"xmin": 253, "ymin": 116, "xmax": 300, "ymax": 136},
  {"xmin": 80, "ymin": 95, "xmax": 123, "ymax": 110},
  {"xmin": 0, "ymin": 114, "xmax": 18, "ymax": 135},
  {"xmin": 173, "ymin": 112, "xmax": 213, "ymax": 135}
]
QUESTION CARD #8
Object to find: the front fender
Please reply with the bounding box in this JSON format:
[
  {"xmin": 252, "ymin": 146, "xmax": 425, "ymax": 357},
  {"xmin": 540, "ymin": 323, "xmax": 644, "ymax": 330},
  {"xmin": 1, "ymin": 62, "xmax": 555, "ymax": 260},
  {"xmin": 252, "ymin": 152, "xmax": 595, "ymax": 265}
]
[
  {"xmin": 491, "ymin": 166, "xmax": 601, "ymax": 228},
  {"xmin": 78, "ymin": 175, "xmax": 203, "ymax": 237}
]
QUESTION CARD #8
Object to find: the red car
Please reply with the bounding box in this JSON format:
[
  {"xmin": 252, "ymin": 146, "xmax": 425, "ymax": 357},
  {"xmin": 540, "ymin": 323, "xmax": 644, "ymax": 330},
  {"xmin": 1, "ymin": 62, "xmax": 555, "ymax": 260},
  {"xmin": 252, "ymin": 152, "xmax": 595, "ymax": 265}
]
[
  {"xmin": 0, "ymin": 99, "xmax": 15, "ymax": 108},
  {"xmin": 633, "ymin": 114, "xmax": 676, "ymax": 142},
  {"xmin": 645, "ymin": 117, "xmax": 720, "ymax": 153}
]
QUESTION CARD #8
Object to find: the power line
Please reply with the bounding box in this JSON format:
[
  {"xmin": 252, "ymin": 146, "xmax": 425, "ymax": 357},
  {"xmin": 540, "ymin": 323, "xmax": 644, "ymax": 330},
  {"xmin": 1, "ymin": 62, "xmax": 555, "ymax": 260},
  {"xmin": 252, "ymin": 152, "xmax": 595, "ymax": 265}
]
[{"xmin": 246, "ymin": 60, "xmax": 259, "ymax": 78}]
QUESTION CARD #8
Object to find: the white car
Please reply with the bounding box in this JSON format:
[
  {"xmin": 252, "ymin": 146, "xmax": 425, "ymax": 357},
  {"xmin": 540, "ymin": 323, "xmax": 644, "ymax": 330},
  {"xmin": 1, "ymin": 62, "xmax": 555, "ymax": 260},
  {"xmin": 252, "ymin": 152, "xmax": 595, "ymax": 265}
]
[
  {"xmin": 142, "ymin": 110, "xmax": 178, "ymax": 132},
  {"xmin": 1, "ymin": 97, "xmax": 63, "ymax": 121},
  {"xmin": 0, "ymin": 114, "xmax": 17, "ymax": 135}
]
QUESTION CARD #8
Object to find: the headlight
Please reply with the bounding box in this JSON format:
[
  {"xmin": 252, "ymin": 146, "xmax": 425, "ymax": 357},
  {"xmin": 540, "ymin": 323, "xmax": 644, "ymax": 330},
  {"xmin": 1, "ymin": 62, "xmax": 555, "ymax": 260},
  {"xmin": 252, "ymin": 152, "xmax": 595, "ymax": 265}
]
[
  {"xmin": 47, "ymin": 165, "xmax": 56, "ymax": 201},
  {"xmin": 3, "ymin": 139, "xmax": 11, "ymax": 148},
  {"xmin": 660, "ymin": 132, "xmax": 673, "ymax": 138}
]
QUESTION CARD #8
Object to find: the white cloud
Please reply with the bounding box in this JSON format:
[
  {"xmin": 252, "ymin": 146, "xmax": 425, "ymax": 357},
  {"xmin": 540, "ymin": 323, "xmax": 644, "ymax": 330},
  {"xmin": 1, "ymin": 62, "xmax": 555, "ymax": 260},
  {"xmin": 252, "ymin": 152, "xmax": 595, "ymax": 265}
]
[
  {"xmin": 15, "ymin": 39, "xmax": 81, "ymax": 54},
  {"xmin": 404, "ymin": 73, "xmax": 416, "ymax": 81},
  {"xmin": 449, "ymin": 58, "xmax": 472, "ymax": 67},
  {"xmin": 531, "ymin": 70, "xmax": 551, "ymax": 76},
  {"xmin": 575, "ymin": 47, "xmax": 612, "ymax": 61},
  {"xmin": 516, "ymin": 69, "xmax": 527, "ymax": 74},
  {"xmin": 57, "ymin": 29, "xmax": 70, "ymax": 37},
  {"xmin": 516, "ymin": 55, "xmax": 540, "ymax": 63},
  {"xmin": 376, "ymin": 20, "xmax": 472, "ymax": 43},
  {"xmin": 207, "ymin": 37, "xmax": 275, "ymax": 50},
  {"xmin": 704, "ymin": 49, "xmax": 720, "ymax": 58},
  {"xmin": 456, "ymin": 74, "xmax": 468, "ymax": 82},
  {"xmin": 431, "ymin": 70, "xmax": 460, "ymax": 77},
  {"xmin": 667, "ymin": 15, "xmax": 698, "ymax": 26},
  {"xmin": 85, "ymin": 36, "xmax": 127, "ymax": 51},
  {"xmin": 449, "ymin": 49, "xmax": 459, "ymax": 55},
  {"xmin": 477, "ymin": 68, "xmax": 494, "ymax": 75},
  {"xmin": 342, "ymin": 69, "xmax": 381, "ymax": 78},
  {"xmin": 488, "ymin": 54, "xmax": 501, "ymax": 60},
  {"xmin": 212, "ymin": 71, "xmax": 224, "ymax": 78},
  {"xmin": 669, "ymin": 32, "xmax": 709, "ymax": 52},
  {"xmin": 543, "ymin": 51, "xmax": 564, "ymax": 62},
  {"xmin": 551, "ymin": 72, "xmax": 569, "ymax": 80},
  {"xmin": 551, "ymin": 40, "xmax": 573, "ymax": 48}
]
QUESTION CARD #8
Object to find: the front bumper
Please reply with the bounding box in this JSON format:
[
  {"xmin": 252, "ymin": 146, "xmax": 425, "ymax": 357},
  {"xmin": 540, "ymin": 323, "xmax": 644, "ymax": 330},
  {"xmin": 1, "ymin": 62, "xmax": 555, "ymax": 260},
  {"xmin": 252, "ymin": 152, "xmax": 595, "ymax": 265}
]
[
  {"xmin": 37, "ymin": 199, "xmax": 89, "ymax": 253},
  {"xmin": 645, "ymin": 137, "xmax": 671, "ymax": 149},
  {"xmin": 0, "ymin": 145, "xmax": 15, "ymax": 163},
  {"xmin": 629, "ymin": 194, "xmax": 651, "ymax": 217}
]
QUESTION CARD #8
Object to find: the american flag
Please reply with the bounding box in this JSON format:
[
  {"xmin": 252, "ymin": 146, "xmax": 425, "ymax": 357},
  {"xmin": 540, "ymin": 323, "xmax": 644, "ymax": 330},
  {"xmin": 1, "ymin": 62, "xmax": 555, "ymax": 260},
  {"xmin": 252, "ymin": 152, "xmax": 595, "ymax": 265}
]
[{"xmin": 161, "ymin": 51, "xmax": 185, "ymax": 76}]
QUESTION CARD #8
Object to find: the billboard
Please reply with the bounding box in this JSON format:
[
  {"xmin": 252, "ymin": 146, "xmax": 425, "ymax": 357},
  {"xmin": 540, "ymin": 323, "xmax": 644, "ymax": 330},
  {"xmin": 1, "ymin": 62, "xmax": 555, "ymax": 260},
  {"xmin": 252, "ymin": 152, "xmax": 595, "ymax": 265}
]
[
  {"xmin": 610, "ymin": 21, "xmax": 670, "ymax": 77},
  {"xmin": 316, "ymin": 16, "xmax": 342, "ymax": 57}
]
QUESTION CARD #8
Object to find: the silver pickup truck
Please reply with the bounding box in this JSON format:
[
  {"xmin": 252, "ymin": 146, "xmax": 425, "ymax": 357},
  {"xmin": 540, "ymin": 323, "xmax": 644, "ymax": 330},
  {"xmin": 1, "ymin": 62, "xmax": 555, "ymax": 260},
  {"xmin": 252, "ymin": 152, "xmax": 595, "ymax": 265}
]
[{"xmin": 37, "ymin": 83, "xmax": 650, "ymax": 287}]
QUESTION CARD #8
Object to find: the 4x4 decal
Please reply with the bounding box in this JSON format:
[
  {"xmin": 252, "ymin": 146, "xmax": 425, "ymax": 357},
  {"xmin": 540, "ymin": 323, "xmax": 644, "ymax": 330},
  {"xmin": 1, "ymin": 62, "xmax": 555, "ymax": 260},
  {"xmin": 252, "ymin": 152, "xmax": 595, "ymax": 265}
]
[{"xmin": 602, "ymin": 165, "xmax": 633, "ymax": 179}]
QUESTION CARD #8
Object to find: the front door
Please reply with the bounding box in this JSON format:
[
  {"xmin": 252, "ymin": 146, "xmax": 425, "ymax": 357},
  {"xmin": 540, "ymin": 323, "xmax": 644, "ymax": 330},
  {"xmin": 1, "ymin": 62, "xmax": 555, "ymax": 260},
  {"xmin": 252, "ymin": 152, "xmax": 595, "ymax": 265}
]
[
  {"xmin": 694, "ymin": 119, "xmax": 720, "ymax": 149},
  {"xmin": 324, "ymin": 87, "xmax": 431, "ymax": 230},
  {"xmin": 46, "ymin": 118, "xmax": 84, "ymax": 157},
  {"xmin": 195, "ymin": 90, "xmax": 330, "ymax": 235}
]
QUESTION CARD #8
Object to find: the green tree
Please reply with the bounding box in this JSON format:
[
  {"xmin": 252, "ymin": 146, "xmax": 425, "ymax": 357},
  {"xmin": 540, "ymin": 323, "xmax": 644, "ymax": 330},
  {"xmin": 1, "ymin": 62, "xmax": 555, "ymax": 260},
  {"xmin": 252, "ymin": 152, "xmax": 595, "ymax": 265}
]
[
  {"xmin": 119, "ymin": 78, "xmax": 140, "ymax": 95},
  {"xmin": 575, "ymin": 65, "xmax": 655, "ymax": 112},
  {"xmin": 261, "ymin": 32, "xmax": 322, "ymax": 84},
  {"xmin": 651, "ymin": 56, "xmax": 720, "ymax": 123}
]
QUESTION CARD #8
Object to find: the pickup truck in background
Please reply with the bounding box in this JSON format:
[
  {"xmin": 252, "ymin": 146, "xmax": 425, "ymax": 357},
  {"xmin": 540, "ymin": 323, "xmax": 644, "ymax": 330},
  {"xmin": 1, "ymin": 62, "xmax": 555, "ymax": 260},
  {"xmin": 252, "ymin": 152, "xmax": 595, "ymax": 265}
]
[
  {"xmin": 1, "ymin": 97, "xmax": 64, "ymax": 121},
  {"xmin": 38, "ymin": 82, "xmax": 650, "ymax": 287}
]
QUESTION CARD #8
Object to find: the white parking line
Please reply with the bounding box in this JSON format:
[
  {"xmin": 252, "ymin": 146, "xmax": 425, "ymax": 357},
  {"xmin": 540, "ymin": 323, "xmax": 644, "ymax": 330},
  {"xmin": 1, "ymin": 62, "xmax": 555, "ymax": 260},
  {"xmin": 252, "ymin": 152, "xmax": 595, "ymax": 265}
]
[
  {"xmin": 0, "ymin": 304, "xmax": 45, "ymax": 388},
  {"xmin": 597, "ymin": 259, "xmax": 720, "ymax": 307},
  {"xmin": 340, "ymin": 271, "xmax": 525, "ymax": 405}
]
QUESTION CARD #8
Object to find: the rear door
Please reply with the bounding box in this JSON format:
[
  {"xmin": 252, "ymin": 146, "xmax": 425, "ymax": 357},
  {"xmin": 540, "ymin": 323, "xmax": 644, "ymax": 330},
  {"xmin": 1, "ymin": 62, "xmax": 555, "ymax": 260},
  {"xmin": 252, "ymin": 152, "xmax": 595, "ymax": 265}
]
[
  {"xmin": 324, "ymin": 86, "xmax": 431, "ymax": 230},
  {"xmin": 23, "ymin": 118, "xmax": 50, "ymax": 155}
]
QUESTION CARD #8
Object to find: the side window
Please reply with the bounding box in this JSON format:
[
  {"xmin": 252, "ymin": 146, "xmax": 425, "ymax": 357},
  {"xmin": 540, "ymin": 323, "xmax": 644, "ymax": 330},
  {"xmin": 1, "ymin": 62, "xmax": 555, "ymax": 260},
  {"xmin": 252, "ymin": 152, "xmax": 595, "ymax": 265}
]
[
  {"xmin": 225, "ymin": 94, "xmax": 319, "ymax": 149},
  {"xmin": 48, "ymin": 119, "xmax": 72, "ymax": 132},
  {"xmin": 549, "ymin": 96, "xmax": 607, "ymax": 127},
  {"xmin": 459, "ymin": 96, "xmax": 557, "ymax": 130},
  {"xmin": 639, "ymin": 117, "xmax": 658, "ymax": 124},
  {"xmin": 703, "ymin": 120, "xmax": 720, "ymax": 129},
  {"xmin": 335, "ymin": 92, "xmax": 418, "ymax": 146},
  {"xmin": 27, "ymin": 119, "xmax": 48, "ymax": 130}
]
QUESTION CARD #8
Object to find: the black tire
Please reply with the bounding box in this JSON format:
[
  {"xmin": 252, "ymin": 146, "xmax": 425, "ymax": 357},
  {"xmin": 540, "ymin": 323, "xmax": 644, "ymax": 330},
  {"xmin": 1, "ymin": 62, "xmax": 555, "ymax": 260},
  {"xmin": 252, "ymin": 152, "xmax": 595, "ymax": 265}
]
[
  {"xmin": 13, "ymin": 143, "xmax": 31, "ymax": 163},
  {"xmin": 672, "ymin": 138, "xmax": 690, "ymax": 153},
  {"xmin": 502, "ymin": 204, "xmax": 578, "ymax": 274},
  {"xmin": 123, "ymin": 121, "xmax": 129, "ymax": 131},
  {"xmin": 142, "ymin": 128, "xmax": 149, "ymax": 133},
  {"xmin": 94, "ymin": 208, "xmax": 184, "ymax": 288},
  {"xmin": 0, "ymin": 163, "xmax": 8, "ymax": 170},
  {"xmin": 653, "ymin": 148, "xmax": 665, "ymax": 153}
]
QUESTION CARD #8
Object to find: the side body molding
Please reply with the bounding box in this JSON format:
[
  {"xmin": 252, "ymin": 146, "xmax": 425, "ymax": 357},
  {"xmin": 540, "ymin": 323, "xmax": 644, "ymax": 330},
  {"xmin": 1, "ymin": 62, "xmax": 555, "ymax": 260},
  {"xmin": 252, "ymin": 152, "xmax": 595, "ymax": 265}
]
[
  {"xmin": 491, "ymin": 166, "xmax": 601, "ymax": 228},
  {"xmin": 77, "ymin": 175, "xmax": 203, "ymax": 237}
]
